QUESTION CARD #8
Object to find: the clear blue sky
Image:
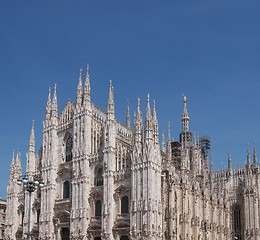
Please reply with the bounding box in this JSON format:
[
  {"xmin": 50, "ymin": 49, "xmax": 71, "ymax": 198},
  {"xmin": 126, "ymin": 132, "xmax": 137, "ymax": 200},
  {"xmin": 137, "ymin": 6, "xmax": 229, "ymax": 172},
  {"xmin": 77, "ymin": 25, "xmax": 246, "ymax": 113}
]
[{"xmin": 1, "ymin": 0, "xmax": 260, "ymax": 198}]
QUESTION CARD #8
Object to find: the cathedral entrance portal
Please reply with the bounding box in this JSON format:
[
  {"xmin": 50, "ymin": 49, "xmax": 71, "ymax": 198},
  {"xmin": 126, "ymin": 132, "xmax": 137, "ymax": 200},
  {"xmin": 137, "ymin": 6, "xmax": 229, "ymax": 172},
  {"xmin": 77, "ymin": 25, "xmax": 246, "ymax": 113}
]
[{"xmin": 61, "ymin": 228, "xmax": 70, "ymax": 240}]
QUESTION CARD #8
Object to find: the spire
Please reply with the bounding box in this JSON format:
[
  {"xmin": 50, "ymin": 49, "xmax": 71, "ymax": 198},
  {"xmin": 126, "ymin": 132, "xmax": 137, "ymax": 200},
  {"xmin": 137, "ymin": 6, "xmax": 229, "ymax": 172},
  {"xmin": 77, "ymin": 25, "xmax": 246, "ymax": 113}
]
[
  {"xmin": 247, "ymin": 143, "xmax": 251, "ymax": 166},
  {"xmin": 76, "ymin": 68, "xmax": 83, "ymax": 105},
  {"xmin": 228, "ymin": 148, "xmax": 232, "ymax": 171},
  {"xmin": 145, "ymin": 93, "xmax": 152, "ymax": 120},
  {"xmin": 133, "ymin": 98, "xmax": 143, "ymax": 145},
  {"xmin": 153, "ymin": 100, "xmax": 159, "ymax": 144},
  {"xmin": 52, "ymin": 84, "xmax": 58, "ymax": 119},
  {"xmin": 182, "ymin": 94, "xmax": 190, "ymax": 132},
  {"xmin": 14, "ymin": 149, "xmax": 22, "ymax": 177},
  {"xmin": 210, "ymin": 152, "xmax": 214, "ymax": 175},
  {"xmin": 162, "ymin": 130, "xmax": 166, "ymax": 154},
  {"xmin": 193, "ymin": 131, "xmax": 196, "ymax": 145},
  {"xmin": 11, "ymin": 149, "xmax": 15, "ymax": 166},
  {"xmin": 167, "ymin": 122, "xmax": 172, "ymax": 161},
  {"xmin": 153, "ymin": 99, "xmax": 157, "ymax": 120},
  {"xmin": 145, "ymin": 94, "xmax": 153, "ymax": 143},
  {"xmin": 29, "ymin": 120, "xmax": 35, "ymax": 153},
  {"xmin": 136, "ymin": 98, "xmax": 141, "ymax": 121},
  {"xmin": 126, "ymin": 99, "xmax": 130, "ymax": 129},
  {"xmin": 84, "ymin": 64, "xmax": 91, "ymax": 104},
  {"xmin": 9, "ymin": 150, "xmax": 15, "ymax": 180},
  {"xmin": 46, "ymin": 87, "xmax": 52, "ymax": 121},
  {"xmin": 254, "ymin": 143, "xmax": 257, "ymax": 164},
  {"xmin": 107, "ymin": 80, "xmax": 115, "ymax": 121},
  {"xmin": 168, "ymin": 122, "xmax": 171, "ymax": 142}
]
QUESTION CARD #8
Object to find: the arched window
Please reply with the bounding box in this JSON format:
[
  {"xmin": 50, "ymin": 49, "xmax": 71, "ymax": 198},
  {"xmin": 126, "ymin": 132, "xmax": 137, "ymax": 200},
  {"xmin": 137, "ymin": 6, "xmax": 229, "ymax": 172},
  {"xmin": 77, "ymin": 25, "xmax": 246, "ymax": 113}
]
[
  {"xmin": 94, "ymin": 238, "xmax": 101, "ymax": 240},
  {"xmin": 63, "ymin": 181, "xmax": 70, "ymax": 199},
  {"xmin": 95, "ymin": 200, "xmax": 102, "ymax": 217},
  {"xmin": 66, "ymin": 136, "xmax": 73, "ymax": 162},
  {"xmin": 233, "ymin": 205, "xmax": 242, "ymax": 239},
  {"xmin": 121, "ymin": 196, "xmax": 129, "ymax": 214},
  {"xmin": 95, "ymin": 168, "xmax": 103, "ymax": 186}
]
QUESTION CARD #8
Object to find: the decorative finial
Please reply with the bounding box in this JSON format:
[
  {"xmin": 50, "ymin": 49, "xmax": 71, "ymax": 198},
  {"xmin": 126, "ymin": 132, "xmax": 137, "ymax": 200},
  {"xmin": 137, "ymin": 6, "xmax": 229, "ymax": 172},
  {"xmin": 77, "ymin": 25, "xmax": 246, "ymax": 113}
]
[
  {"xmin": 110, "ymin": 80, "xmax": 112, "ymax": 88},
  {"xmin": 87, "ymin": 64, "xmax": 89, "ymax": 71},
  {"xmin": 182, "ymin": 93, "xmax": 186, "ymax": 103},
  {"xmin": 80, "ymin": 68, "xmax": 82, "ymax": 76},
  {"xmin": 147, "ymin": 93, "xmax": 150, "ymax": 103},
  {"xmin": 137, "ymin": 98, "xmax": 140, "ymax": 107}
]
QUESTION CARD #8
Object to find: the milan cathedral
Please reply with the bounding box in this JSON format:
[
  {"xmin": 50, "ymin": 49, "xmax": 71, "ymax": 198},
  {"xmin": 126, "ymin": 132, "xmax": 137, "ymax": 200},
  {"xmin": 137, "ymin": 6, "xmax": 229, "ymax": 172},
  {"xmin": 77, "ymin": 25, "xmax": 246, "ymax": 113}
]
[{"xmin": 5, "ymin": 67, "xmax": 260, "ymax": 240}]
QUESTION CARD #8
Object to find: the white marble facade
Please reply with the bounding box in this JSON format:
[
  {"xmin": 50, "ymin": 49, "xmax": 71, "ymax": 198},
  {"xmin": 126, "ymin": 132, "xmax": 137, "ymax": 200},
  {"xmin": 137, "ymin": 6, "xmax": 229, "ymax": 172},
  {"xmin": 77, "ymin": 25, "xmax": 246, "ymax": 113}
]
[{"xmin": 5, "ymin": 67, "xmax": 260, "ymax": 240}]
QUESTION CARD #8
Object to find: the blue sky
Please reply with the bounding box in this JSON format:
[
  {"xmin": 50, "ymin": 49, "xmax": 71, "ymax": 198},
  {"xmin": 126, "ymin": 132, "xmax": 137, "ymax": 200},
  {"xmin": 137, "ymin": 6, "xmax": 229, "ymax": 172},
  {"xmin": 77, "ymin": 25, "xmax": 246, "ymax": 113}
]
[{"xmin": 1, "ymin": 0, "xmax": 260, "ymax": 197}]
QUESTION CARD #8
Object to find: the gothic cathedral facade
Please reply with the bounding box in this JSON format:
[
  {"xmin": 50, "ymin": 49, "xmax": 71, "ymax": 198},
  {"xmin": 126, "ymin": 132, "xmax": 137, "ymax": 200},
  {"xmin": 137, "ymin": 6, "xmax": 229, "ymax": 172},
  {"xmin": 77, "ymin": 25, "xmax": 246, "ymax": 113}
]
[{"xmin": 5, "ymin": 67, "xmax": 260, "ymax": 240}]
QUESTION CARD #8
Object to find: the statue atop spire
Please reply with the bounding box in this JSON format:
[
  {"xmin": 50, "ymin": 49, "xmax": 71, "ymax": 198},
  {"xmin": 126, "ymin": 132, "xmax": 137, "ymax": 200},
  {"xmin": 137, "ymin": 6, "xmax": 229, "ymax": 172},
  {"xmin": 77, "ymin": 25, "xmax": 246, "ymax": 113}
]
[
  {"xmin": 180, "ymin": 94, "xmax": 192, "ymax": 147},
  {"xmin": 126, "ymin": 99, "xmax": 130, "ymax": 129},
  {"xmin": 182, "ymin": 94, "xmax": 190, "ymax": 132},
  {"xmin": 84, "ymin": 64, "xmax": 91, "ymax": 105},
  {"xmin": 76, "ymin": 68, "xmax": 83, "ymax": 106}
]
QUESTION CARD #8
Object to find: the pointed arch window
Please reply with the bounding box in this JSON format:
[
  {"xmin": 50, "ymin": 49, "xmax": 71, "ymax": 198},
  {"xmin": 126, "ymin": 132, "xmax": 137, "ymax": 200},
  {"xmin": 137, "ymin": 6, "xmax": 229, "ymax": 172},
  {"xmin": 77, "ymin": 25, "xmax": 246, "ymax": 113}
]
[
  {"xmin": 66, "ymin": 136, "xmax": 73, "ymax": 162},
  {"xmin": 63, "ymin": 181, "xmax": 70, "ymax": 199},
  {"xmin": 121, "ymin": 196, "xmax": 129, "ymax": 214},
  {"xmin": 95, "ymin": 200, "xmax": 102, "ymax": 217},
  {"xmin": 233, "ymin": 205, "xmax": 242, "ymax": 240},
  {"xmin": 95, "ymin": 167, "xmax": 103, "ymax": 186}
]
